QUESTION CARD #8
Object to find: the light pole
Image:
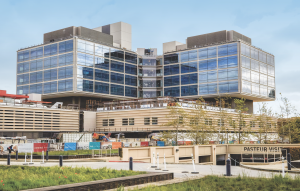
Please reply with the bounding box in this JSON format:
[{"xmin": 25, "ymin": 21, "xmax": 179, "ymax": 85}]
[
  {"xmin": 238, "ymin": 110, "xmax": 241, "ymax": 144},
  {"xmin": 227, "ymin": 128, "xmax": 229, "ymax": 144}
]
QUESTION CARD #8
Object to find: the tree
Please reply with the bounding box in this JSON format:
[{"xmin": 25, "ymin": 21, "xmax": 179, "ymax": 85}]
[
  {"xmin": 234, "ymin": 98, "xmax": 250, "ymax": 144},
  {"xmin": 162, "ymin": 102, "xmax": 187, "ymax": 146},
  {"xmin": 256, "ymin": 103, "xmax": 274, "ymax": 144},
  {"xmin": 215, "ymin": 95, "xmax": 231, "ymax": 143},
  {"xmin": 187, "ymin": 98, "xmax": 213, "ymax": 144}
]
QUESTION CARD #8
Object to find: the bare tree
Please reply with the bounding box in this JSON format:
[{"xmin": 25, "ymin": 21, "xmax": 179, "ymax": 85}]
[
  {"xmin": 234, "ymin": 98, "xmax": 250, "ymax": 144},
  {"xmin": 256, "ymin": 103, "xmax": 274, "ymax": 144}
]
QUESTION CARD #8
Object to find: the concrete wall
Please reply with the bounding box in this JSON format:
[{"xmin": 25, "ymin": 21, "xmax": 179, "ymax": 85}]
[
  {"xmin": 83, "ymin": 111, "xmax": 96, "ymax": 131},
  {"xmin": 163, "ymin": 41, "xmax": 184, "ymax": 54}
]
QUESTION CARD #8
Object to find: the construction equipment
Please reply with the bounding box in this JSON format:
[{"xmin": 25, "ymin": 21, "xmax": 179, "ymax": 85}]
[{"xmin": 92, "ymin": 133, "xmax": 111, "ymax": 142}]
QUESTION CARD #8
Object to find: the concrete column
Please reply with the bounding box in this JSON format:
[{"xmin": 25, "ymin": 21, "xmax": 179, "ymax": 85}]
[
  {"xmin": 194, "ymin": 145, "xmax": 199, "ymax": 163},
  {"xmin": 210, "ymin": 145, "xmax": 216, "ymax": 165}
]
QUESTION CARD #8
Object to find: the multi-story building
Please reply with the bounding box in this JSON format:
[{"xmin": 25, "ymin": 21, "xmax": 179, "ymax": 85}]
[
  {"xmin": 16, "ymin": 22, "xmax": 138, "ymax": 109},
  {"xmin": 16, "ymin": 24, "xmax": 275, "ymax": 115},
  {"xmin": 163, "ymin": 30, "xmax": 275, "ymax": 113}
]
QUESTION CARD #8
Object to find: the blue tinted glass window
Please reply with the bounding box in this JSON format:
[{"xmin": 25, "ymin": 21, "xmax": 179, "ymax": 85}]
[
  {"xmin": 36, "ymin": 84, "xmax": 43, "ymax": 94},
  {"xmin": 207, "ymin": 59, "xmax": 217, "ymax": 70},
  {"xmin": 58, "ymin": 79, "xmax": 73, "ymax": 92},
  {"xmin": 23, "ymin": 51, "xmax": 29, "ymax": 61},
  {"xmin": 30, "ymin": 61, "xmax": 37, "ymax": 71},
  {"xmin": 36, "ymin": 59, "xmax": 43, "ymax": 70},
  {"xmin": 164, "ymin": 87, "xmax": 180, "ymax": 97},
  {"xmin": 59, "ymin": 41, "xmax": 66, "ymax": 53},
  {"xmin": 59, "ymin": 53, "xmax": 73, "ymax": 66},
  {"xmin": 43, "ymin": 82, "xmax": 51, "ymax": 93},
  {"xmin": 125, "ymin": 64, "xmax": 137, "ymax": 75},
  {"xmin": 208, "ymin": 83, "xmax": 217, "ymax": 94},
  {"xmin": 164, "ymin": 65, "xmax": 179, "ymax": 75},
  {"xmin": 228, "ymin": 43, "xmax": 237, "ymax": 55},
  {"xmin": 181, "ymin": 63, "xmax": 189, "ymax": 73},
  {"xmin": 111, "ymin": 84, "xmax": 124, "ymax": 96},
  {"xmin": 181, "ymin": 73, "xmax": 197, "ymax": 85},
  {"xmin": 30, "ymin": 84, "xmax": 36, "ymax": 93},
  {"xmin": 181, "ymin": 85, "xmax": 198, "ymax": 96},
  {"xmin": 95, "ymin": 45, "xmax": 103, "ymax": 57},
  {"xmin": 77, "ymin": 66, "xmax": 93, "ymax": 79},
  {"xmin": 164, "ymin": 76, "xmax": 179, "ymax": 86},
  {"xmin": 111, "ymin": 49, "xmax": 124, "ymax": 61},
  {"xmin": 66, "ymin": 40, "xmax": 73, "ymax": 52},
  {"xmin": 50, "ymin": 81, "xmax": 57, "ymax": 93},
  {"xmin": 125, "ymin": 52, "xmax": 137, "ymax": 64},
  {"xmin": 164, "ymin": 54, "xmax": 179, "ymax": 64},
  {"xmin": 103, "ymin": 47, "xmax": 110, "ymax": 58},
  {"xmin": 208, "ymin": 47, "xmax": 216, "ymax": 58},
  {"xmin": 189, "ymin": 50, "xmax": 197, "ymax": 61},
  {"xmin": 199, "ymin": 84, "xmax": 208, "ymax": 95},
  {"xmin": 51, "ymin": 44, "xmax": 57, "ymax": 55},
  {"xmin": 218, "ymin": 45, "xmax": 227, "ymax": 57},
  {"xmin": 164, "ymin": 66, "xmax": 170, "ymax": 75},
  {"xmin": 198, "ymin": 48, "xmax": 207, "ymax": 60},
  {"xmin": 36, "ymin": 47, "xmax": 43, "ymax": 58},
  {"xmin": 181, "ymin": 62, "xmax": 197, "ymax": 73},
  {"xmin": 125, "ymin": 75, "xmax": 137, "ymax": 86},
  {"xmin": 218, "ymin": 69, "xmax": 227, "ymax": 81},
  {"xmin": 50, "ymin": 56, "xmax": 57, "ymax": 68},
  {"xmin": 17, "ymin": 52, "xmax": 23, "ymax": 62},
  {"xmin": 180, "ymin": 52, "xmax": 188, "ymax": 62},
  {"xmin": 77, "ymin": 53, "xmax": 94, "ymax": 67},
  {"xmin": 58, "ymin": 66, "xmax": 73, "ymax": 79},
  {"xmin": 111, "ymin": 60, "xmax": 124, "ymax": 72},
  {"xmin": 37, "ymin": 71, "xmax": 43, "ymax": 82},
  {"xmin": 95, "ymin": 57, "xmax": 109, "ymax": 70},
  {"xmin": 17, "ymin": 74, "xmax": 29, "ymax": 85},
  {"xmin": 219, "ymin": 82, "xmax": 228, "ymax": 93},
  {"xmin": 199, "ymin": 60, "xmax": 208, "ymax": 71},
  {"xmin": 82, "ymin": 80, "xmax": 93, "ymax": 92},
  {"xmin": 17, "ymin": 63, "xmax": 24, "ymax": 74},
  {"xmin": 95, "ymin": 82, "xmax": 109, "ymax": 94},
  {"xmin": 199, "ymin": 72, "xmax": 208, "ymax": 83},
  {"xmin": 111, "ymin": 72, "xmax": 124, "ymax": 84},
  {"xmin": 44, "ymin": 45, "xmax": 51, "ymax": 56},
  {"xmin": 18, "ymin": 85, "xmax": 29, "ymax": 94},
  {"xmin": 125, "ymin": 87, "xmax": 137, "ymax": 97},
  {"xmin": 95, "ymin": 69, "xmax": 109, "ymax": 82},
  {"xmin": 228, "ymin": 56, "xmax": 238, "ymax": 67},
  {"xmin": 218, "ymin": 57, "xmax": 227, "ymax": 69},
  {"xmin": 44, "ymin": 70, "xmax": 51, "ymax": 81},
  {"xmin": 30, "ymin": 48, "xmax": 37, "ymax": 60},
  {"xmin": 228, "ymin": 68, "xmax": 238, "ymax": 80},
  {"xmin": 229, "ymin": 81, "xmax": 238, "ymax": 92},
  {"xmin": 208, "ymin": 71, "xmax": 217, "ymax": 82},
  {"xmin": 23, "ymin": 62, "xmax": 29, "ymax": 73},
  {"xmin": 30, "ymin": 73, "xmax": 37, "ymax": 83},
  {"xmin": 50, "ymin": 69, "xmax": 57, "ymax": 80}
]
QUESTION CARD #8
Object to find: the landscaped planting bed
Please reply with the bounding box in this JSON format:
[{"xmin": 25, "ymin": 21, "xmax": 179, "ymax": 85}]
[
  {"xmin": 135, "ymin": 175, "xmax": 300, "ymax": 191},
  {"xmin": 0, "ymin": 165, "xmax": 145, "ymax": 191},
  {"xmin": 17, "ymin": 149, "xmax": 119, "ymax": 156}
]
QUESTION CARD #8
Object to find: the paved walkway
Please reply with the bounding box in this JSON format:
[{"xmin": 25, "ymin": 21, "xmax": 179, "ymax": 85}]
[{"xmin": 3, "ymin": 160, "xmax": 300, "ymax": 179}]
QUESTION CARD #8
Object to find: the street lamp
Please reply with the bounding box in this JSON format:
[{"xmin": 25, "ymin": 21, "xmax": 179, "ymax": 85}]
[
  {"xmin": 227, "ymin": 128, "xmax": 229, "ymax": 144},
  {"xmin": 238, "ymin": 110, "xmax": 241, "ymax": 144}
]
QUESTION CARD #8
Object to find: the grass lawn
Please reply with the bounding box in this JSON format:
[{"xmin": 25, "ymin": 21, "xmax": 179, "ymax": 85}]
[
  {"xmin": 133, "ymin": 175, "xmax": 300, "ymax": 191},
  {"xmin": 17, "ymin": 149, "xmax": 119, "ymax": 156},
  {"xmin": 0, "ymin": 165, "xmax": 145, "ymax": 191}
]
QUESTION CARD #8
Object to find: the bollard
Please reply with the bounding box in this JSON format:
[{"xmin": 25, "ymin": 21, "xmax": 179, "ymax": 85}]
[
  {"xmin": 151, "ymin": 152, "xmax": 157, "ymax": 168},
  {"xmin": 226, "ymin": 159, "xmax": 231, "ymax": 176},
  {"xmin": 282, "ymin": 156, "xmax": 285, "ymax": 178},
  {"xmin": 41, "ymin": 151, "xmax": 45, "ymax": 164},
  {"xmin": 129, "ymin": 157, "xmax": 133, "ymax": 170},
  {"xmin": 163, "ymin": 153, "xmax": 168, "ymax": 171},
  {"xmin": 46, "ymin": 151, "xmax": 49, "ymax": 161},
  {"xmin": 7, "ymin": 154, "xmax": 10, "ymax": 165},
  {"xmin": 15, "ymin": 151, "xmax": 18, "ymax": 160},
  {"xmin": 155, "ymin": 153, "xmax": 161, "ymax": 170},
  {"xmin": 59, "ymin": 155, "xmax": 63, "ymax": 167},
  {"xmin": 23, "ymin": 152, "xmax": 28, "ymax": 165},
  {"xmin": 287, "ymin": 153, "xmax": 291, "ymax": 171},
  {"xmin": 29, "ymin": 151, "xmax": 34, "ymax": 165},
  {"xmin": 191, "ymin": 154, "xmax": 199, "ymax": 174}
]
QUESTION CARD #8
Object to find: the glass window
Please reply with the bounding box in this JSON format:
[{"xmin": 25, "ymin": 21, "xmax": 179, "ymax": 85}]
[
  {"xmin": 218, "ymin": 69, "xmax": 227, "ymax": 81},
  {"xmin": 43, "ymin": 81, "xmax": 57, "ymax": 94},
  {"xmin": 85, "ymin": 42, "xmax": 94, "ymax": 54},
  {"xmin": 77, "ymin": 53, "xmax": 94, "ymax": 67},
  {"xmin": 241, "ymin": 43, "xmax": 250, "ymax": 57},
  {"xmin": 198, "ymin": 48, "xmax": 207, "ymax": 60},
  {"xmin": 144, "ymin": 118, "xmax": 150, "ymax": 125},
  {"xmin": 199, "ymin": 60, "xmax": 207, "ymax": 71},
  {"xmin": 95, "ymin": 82, "xmax": 109, "ymax": 94},
  {"xmin": 208, "ymin": 83, "xmax": 217, "ymax": 94},
  {"xmin": 95, "ymin": 44, "xmax": 103, "ymax": 57},
  {"xmin": 164, "ymin": 75, "xmax": 180, "ymax": 86},
  {"xmin": 164, "ymin": 87, "xmax": 180, "ymax": 97},
  {"xmin": 58, "ymin": 66, "xmax": 73, "ymax": 79},
  {"xmin": 268, "ymin": 76, "xmax": 275, "ymax": 87},
  {"xmin": 199, "ymin": 84, "xmax": 208, "ymax": 95},
  {"xmin": 103, "ymin": 119, "xmax": 108, "ymax": 126},
  {"xmin": 30, "ymin": 48, "xmax": 37, "ymax": 60},
  {"xmin": 260, "ymin": 74, "xmax": 267, "ymax": 85},
  {"xmin": 268, "ymin": 87, "xmax": 275, "ymax": 98},
  {"xmin": 152, "ymin": 117, "xmax": 158, "ymax": 125},
  {"xmin": 44, "ymin": 45, "xmax": 51, "ymax": 56},
  {"xmin": 77, "ymin": 79, "xmax": 93, "ymax": 92},
  {"xmin": 228, "ymin": 43, "xmax": 237, "ymax": 55},
  {"xmin": 111, "ymin": 84, "xmax": 124, "ymax": 96},
  {"xmin": 164, "ymin": 53, "xmax": 179, "ymax": 64},
  {"xmin": 30, "ymin": 72, "xmax": 37, "ymax": 83},
  {"xmin": 181, "ymin": 73, "xmax": 197, "ymax": 85},
  {"xmin": 189, "ymin": 50, "xmax": 197, "ymax": 61},
  {"xmin": 142, "ymin": 58, "xmax": 156, "ymax": 66},
  {"xmin": 30, "ymin": 61, "xmax": 37, "ymax": 71},
  {"xmin": 122, "ymin": 118, "xmax": 128, "ymax": 126},
  {"xmin": 207, "ymin": 59, "xmax": 217, "ymax": 70},
  {"xmin": 31, "ymin": 47, "xmax": 43, "ymax": 59},
  {"xmin": 50, "ymin": 44, "xmax": 57, "ymax": 55},
  {"xmin": 260, "ymin": 85, "xmax": 268, "ymax": 97},
  {"xmin": 268, "ymin": 66, "xmax": 275, "ymax": 76},
  {"xmin": 228, "ymin": 81, "xmax": 238, "ymax": 92},
  {"xmin": 44, "ymin": 58, "xmax": 50, "ymax": 69},
  {"xmin": 218, "ymin": 57, "xmax": 227, "ymax": 68},
  {"xmin": 59, "ymin": 53, "xmax": 73, "ymax": 66},
  {"xmin": 125, "ymin": 75, "xmax": 137, "ymax": 86},
  {"xmin": 36, "ymin": 71, "xmax": 43, "ymax": 82},
  {"xmin": 252, "ymin": 83, "xmax": 260, "ymax": 95},
  {"xmin": 17, "ymin": 85, "xmax": 29, "ymax": 95},
  {"xmin": 199, "ymin": 72, "xmax": 208, "ymax": 83},
  {"xmin": 77, "ymin": 39, "xmax": 85, "ymax": 52},
  {"xmin": 180, "ymin": 52, "xmax": 189, "ymax": 62},
  {"xmin": 218, "ymin": 45, "xmax": 228, "ymax": 57},
  {"xmin": 207, "ymin": 47, "xmax": 217, "ymax": 58},
  {"xmin": 242, "ymin": 80, "xmax": 251, "ymax": 94},
  {"xmin": 164, "ymin": 65, "xmax": 179, "ymax": 75},
  {"xmin": 77, "ymin": 66, "xmax": 93, "ymax": 79},
  {"xmin": 207, "ymin": 71, "xmax": 217, "ymax": 82},
  {"xmin": 228, "ymin": 56, "xmax": 238, "ymax": 68},
  {"xmin": 181, "ymin": 85, "xmax": 198, "ymax": 96},
  {"xmin": 251, "ymin": 59, "xmax": 259, "ymax": 72},
  {"xmin": 242, "ymin": 68, "xmax": 251, "ymax": 81},
  {"xmin": 228, "ymin": 68, "xmax": 238, "ymax": 80},
  {"xmin": 251, "ymin": 71, "xmax": 260, "ymax": 84},
  {"xmin": 36, "ymin": 59, "xmax": 43, "ymax": 70},
  {"xmin": 181, "ymin": 62, "xmax": 197, "ymax": 73},
  {"xmin": 111, "ymin": 60, "xmax": 124, "ymax": 72},
  {"xmin": 259, "ymin": 51, "xmax": 267, "ymax": 63},
  {"xmin": 17, "ymin": 74, "xmax": 29, "ymax": 85},
  {"xmin": 267, "ymin": 54, "xmax": 275, "ymax": 66},
  {"xmin": 51, "ymin": 69, "xmax": 57, "ymax": 80},
  {"xmin": 111, "ymin": 48, "xmax": 124, "ymax": 61},
  {"xmin": 125, "ymin": 86, "xmax": 137, "ymax": 97},
  {"xmin": 125, "ymin": 64, "xmax": 137, "ymax": 75},
  {"xmin": 141, "ymin": 69, "xmax": 156, "ymax": 77},
  {"xmin": 17, "ymin": 63, "xmax": 24, "ymax": 74},
  {"xmin": 110, "ymin": 72, "xmax": 124, "ymax": 84},
  {"xmin": 251, "ymin": 47, "xmax": 259, "ymax": 60},
  {"xmin": 50, "ymin": 56, "xmax": 57, "ymax": 68},
  {"xmin": 58, "ymin": 79, "xmax": 73, "ymax": 92},
  {"xmin": 95, "ymin": 69, "xmax": 109, "ymax": 82},
  {"xmin": 95, "ymin": 57, "xmax": 109, "ymax": 70},
  {"xmin": 241, "ymin": 56, "xmax": 250, "ymax": 69}
]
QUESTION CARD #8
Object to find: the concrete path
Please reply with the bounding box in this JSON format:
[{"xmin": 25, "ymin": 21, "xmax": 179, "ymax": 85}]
[{"xmin": 3, "ymin": 160, "xmax": 300, "ymax": 179}]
